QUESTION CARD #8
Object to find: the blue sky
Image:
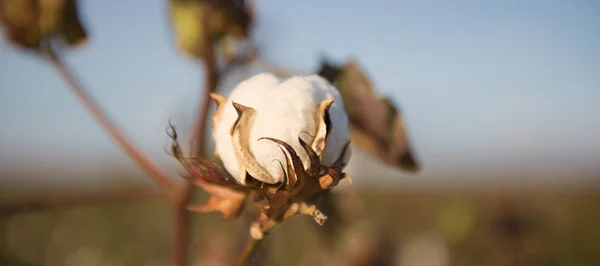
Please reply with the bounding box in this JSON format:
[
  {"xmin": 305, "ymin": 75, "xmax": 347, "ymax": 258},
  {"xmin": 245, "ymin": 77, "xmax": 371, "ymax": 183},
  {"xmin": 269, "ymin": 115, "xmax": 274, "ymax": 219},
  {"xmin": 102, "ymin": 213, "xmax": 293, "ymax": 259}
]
[{"xmin": 1, "ymin": 0, "xmax": 599, "ymax": 185}]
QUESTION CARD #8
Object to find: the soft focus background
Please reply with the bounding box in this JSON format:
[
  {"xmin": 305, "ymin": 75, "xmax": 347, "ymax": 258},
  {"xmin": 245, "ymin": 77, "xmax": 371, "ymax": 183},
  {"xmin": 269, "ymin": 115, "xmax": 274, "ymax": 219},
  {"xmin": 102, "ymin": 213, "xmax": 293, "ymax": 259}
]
[{"xmin": 1, "ymin": 0, "xmax": 599, "ymax": 265}]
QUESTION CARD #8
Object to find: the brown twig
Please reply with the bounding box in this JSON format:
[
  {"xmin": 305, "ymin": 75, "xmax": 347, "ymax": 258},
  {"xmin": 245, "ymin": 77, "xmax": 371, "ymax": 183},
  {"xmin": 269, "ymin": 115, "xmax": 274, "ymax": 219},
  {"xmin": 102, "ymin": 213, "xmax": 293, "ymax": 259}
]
[
  {"xmin": 235, "ymin": 237, "xmax": 260, "ymax": 266},
  {"xmin": 235, "ymin": 207, "xmax": 299, "ymax": 266},
  {"xmin": 45, "ymin": 50, "xmax": 177, "ymax": 195},
  {"xmin": 171, "ymin": 183, "xmax": 193, "ymax": 266}
]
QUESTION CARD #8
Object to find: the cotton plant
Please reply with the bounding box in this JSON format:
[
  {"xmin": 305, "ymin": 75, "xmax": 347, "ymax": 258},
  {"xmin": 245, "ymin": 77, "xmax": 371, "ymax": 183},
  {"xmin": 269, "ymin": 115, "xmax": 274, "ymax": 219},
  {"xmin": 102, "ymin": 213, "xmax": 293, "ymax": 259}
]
[
  {"xmin": 168, "ymin": 72, "xmax": 354, "ymax": 239},
  {"xmin": 0, "ymin": 1, "xmax": 421, "ymax": 265}
]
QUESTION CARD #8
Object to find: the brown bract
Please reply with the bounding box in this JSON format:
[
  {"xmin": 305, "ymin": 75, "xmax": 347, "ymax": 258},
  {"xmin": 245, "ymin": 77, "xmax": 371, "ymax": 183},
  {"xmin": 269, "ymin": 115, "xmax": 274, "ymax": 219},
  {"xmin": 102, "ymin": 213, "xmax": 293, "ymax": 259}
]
[
  {"xmin": 230, "ymin": 102, "xmax": 275, "ymax": 184},
  {"xmin": 318, "ymin": 59, "xmax": 420, "ymax": 172},
  {"xmin": 167, "ymin": 121, "xmax": 249, "ymax": 219},
  {"xmin": 252, "ymin": 137, "xmax": 351, "ymax": 215}
]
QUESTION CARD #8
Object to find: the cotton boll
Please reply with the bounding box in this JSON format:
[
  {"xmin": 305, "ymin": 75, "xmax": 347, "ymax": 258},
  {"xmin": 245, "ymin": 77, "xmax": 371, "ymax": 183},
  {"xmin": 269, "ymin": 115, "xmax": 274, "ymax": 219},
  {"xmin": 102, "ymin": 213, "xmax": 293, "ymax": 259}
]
[
  {"xmin": 212, "ymin": 73, "xmax": 281, "ymax": 183},
  {"xmin": 212, "ymin": 72, "xmax": 352, "ymax": 185}
]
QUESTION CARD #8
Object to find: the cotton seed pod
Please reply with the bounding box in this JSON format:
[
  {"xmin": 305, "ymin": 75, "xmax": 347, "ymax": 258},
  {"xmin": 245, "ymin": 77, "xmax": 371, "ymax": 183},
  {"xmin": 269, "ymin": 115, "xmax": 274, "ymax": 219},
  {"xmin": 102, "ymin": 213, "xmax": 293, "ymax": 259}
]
[{"xmin": 211, "ymin": 73, "xmax": 352, "ymax": 185}]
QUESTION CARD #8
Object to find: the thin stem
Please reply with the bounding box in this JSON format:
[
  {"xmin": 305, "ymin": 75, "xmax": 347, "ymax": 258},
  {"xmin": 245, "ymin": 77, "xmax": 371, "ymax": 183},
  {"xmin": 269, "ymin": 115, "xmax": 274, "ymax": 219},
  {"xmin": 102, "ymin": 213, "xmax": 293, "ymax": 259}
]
[
  {"xmin": 190, "ymin": 47, "xmax": 219, "ymax": 158},
  {"xmin": 171, "ymin": 183, "xmax": 193, "ymax": 266},
  {"xmin": 46, "ymin": 51, "xmax": 177, "ymax": 195},
  {"xmin": 170, "ymin": 4, "xmax": 222, "ymax": 265},
  {"xmin": 235, "ymin": 238, "xmax": 260, "ymax": 266},
  {"xmin": 235, "ymin": 213, "xmax": 292, "ymax": 266},
  {"xmin": 170, "ymin": 61, "xmax": 217, "ymax": 266}
]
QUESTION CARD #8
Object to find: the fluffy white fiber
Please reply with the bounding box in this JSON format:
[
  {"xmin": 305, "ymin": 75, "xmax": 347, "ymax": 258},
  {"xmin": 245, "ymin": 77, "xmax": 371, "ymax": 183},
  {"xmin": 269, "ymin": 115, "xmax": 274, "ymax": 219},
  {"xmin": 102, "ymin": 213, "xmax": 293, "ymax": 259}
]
[{"xmin": 212, "ymin": 73, "xmax": 352, "ymax": 184}]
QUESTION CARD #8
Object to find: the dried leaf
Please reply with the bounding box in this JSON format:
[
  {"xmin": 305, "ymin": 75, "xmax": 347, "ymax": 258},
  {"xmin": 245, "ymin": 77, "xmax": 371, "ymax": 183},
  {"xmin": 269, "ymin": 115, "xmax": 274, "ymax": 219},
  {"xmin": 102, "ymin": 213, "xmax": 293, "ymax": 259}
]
[
  {"xmin": 318, "ymin": 59, "xmax": 420, "ymax": 172},
  {"xmin": 0, "ymin": 0, "xmax": 87, "ymax": 50},
  {"xmin": 213, "ymin": 0, "xmax": 253, "ymax": 38},
  {"xmin": 168, "ymin": 0, "xmax": 252, "ymax": 59}
]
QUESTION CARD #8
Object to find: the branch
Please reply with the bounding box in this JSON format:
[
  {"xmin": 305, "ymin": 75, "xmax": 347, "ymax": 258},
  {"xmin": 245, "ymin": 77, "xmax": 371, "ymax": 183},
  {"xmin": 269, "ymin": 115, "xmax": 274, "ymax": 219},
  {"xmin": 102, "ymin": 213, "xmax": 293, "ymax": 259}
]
[
  {"xmin": 0, "ymin": 188, "xmax": 163, "ymax": 216},
  {"xmin": 236, "ymin": 237, "xmax": 260, "ymax": 266},
  {"xmin": 45, "ymin": 50, "xmax": 177, "ymax": 195},
  {"xmin": 171, "ymin": 183, "xmax": 193, "ymax": 266}
]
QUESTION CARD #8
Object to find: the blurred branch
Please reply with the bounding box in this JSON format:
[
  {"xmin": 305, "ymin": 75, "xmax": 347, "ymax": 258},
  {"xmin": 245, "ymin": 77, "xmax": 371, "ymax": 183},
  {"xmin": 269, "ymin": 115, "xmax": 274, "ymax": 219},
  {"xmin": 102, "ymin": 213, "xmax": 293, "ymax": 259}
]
[
  {"xmin": 236, "ymin": 237, "xmax": 260, "ymax": 266},
  {"xmin": 0, "ymin": 188, "xmax": 164, "ymax": 216},
  {"xmin": 171, "ymin": 3, "xmax": 223, "ymax": 265},
  {"xmin": 45, "ymin": 49, "xmax": 177, "ymax": 195},
  {"xmin": 171, "ymin": 183, "xmax": 193, "ymax": 266}
]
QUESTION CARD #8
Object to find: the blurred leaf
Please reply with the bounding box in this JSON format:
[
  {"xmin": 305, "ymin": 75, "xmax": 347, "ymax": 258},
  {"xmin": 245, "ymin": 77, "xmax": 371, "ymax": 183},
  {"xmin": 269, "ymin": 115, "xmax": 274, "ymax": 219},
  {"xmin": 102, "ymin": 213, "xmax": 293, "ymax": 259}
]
[
  {"xmin": 168, "ymin": 0, "xmax": 252, "ymax": 59},
  {"xmin": 0, "ymin": 0, "xmax": 87, "ymax": 50},
  {"xmin": 318, "ymin": 59, "xmax": 420, "ymax": 172},
  {"xmin": 490, "ymin": 200, "xmax": 535, "ymax": 239},
  {"xmin": 168, "ymin": 0, "xmax": 206, "ymax": 58}
]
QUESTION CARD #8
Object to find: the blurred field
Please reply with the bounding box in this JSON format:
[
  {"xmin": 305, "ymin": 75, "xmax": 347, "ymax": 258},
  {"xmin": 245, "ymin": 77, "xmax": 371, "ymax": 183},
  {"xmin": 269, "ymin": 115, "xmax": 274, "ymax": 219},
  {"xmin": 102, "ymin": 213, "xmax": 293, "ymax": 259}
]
[{"xmin": 2, "ymin": 186, "xmax": 599, "ymax": 266}]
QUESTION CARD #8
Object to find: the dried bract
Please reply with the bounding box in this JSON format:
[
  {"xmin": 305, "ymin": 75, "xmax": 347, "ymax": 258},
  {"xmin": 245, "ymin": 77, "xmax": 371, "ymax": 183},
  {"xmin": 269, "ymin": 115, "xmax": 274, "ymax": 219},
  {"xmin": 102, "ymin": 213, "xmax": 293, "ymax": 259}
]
[
  {"xmin": 318, "ymin": 59, "xmax": 420, "ymax": 172},
  {"xmin": 167, "ymin": 121, "xmax": 248, "ymax": 219}
]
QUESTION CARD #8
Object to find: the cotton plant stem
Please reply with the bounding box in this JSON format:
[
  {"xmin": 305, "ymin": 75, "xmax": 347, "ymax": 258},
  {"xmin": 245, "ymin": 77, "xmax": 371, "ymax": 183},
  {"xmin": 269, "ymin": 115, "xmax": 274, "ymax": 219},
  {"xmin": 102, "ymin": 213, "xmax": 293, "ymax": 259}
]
[
  {"xmin": 236, "ymin": 203, "xmax": 310, "ymax": 266},
  {"xmin": 235, "ymin": 237, "xmax": 260, "ymax": 266},
  {"xmin": 44, "ymin": 48, "xmax": 198, "ymax": 265},
  {"xmin": 46, "ymin": 50, "xmax": 177, "ymax": 195},
  {"xmin": 235, "ymin": 216, "xmax": 294, "ymax": 266},
  {"xmin": 171, "ymin": 183, "xmax": 193, "ymax": 266},
  {"xmin": 170, "ymin": 62, "xmax": 218, "ymax": 266},
  {"xmin": 171, "ymin": 3, "xmax": 222, "ymax": 263}
]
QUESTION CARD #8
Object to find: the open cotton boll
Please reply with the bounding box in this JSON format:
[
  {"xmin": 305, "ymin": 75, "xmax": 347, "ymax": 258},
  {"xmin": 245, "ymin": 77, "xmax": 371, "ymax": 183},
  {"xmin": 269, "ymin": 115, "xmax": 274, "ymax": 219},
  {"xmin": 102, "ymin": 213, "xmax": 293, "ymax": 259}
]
[{"xmin": 212, "ymin": 72, "xmax": 352, "ymax": 185}]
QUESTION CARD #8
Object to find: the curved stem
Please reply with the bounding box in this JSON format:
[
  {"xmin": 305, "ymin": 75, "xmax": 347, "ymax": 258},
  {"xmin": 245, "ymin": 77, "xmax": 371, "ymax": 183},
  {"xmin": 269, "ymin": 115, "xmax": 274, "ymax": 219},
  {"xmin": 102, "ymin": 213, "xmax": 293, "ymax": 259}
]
[
  {"xmin": 236, "ymin": 238, "xmax": 260, "ymax": 266},
  {"xmin": 45, "ymin": 50, "xmax": 177, "ymax": 195},
  {"xmin": 235, "ymin": 208, "xmax": 298, "ymax": 266}
]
